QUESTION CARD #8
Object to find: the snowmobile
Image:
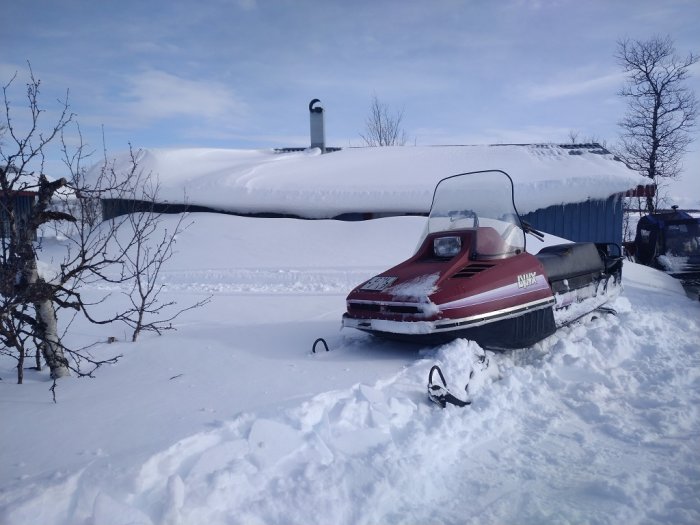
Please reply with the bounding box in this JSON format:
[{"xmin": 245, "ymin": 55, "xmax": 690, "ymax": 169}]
[
  {"xmin": 626, "ymin": 207, "xmax": 700, "ymax": 300},
  {"xmin": 342, "ymin": 170, "xmax": 624, "ymax": 350}
]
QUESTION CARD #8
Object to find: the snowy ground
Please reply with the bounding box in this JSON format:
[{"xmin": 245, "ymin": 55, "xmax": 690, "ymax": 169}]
[{"xmin": 1, "ymin": 213, "xmax": 699, "ymax": 525}]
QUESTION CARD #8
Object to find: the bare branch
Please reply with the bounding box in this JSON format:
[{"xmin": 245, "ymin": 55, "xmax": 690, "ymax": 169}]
[{"xmin": 359, "ymin": 94, "xmax": 408, "ymax": 147}]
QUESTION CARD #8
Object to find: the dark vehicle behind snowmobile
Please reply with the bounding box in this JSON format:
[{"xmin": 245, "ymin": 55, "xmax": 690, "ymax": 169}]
[
  {"xmin": 342, "ymin": 170, "xmax": 624, "ymax": 349},
  {"xmin": 625, "ymin": 207, "xmax": 700, "ymax": 300}
]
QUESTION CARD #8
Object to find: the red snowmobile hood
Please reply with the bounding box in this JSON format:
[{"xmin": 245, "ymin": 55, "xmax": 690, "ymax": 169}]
[{"xmin": 346, "ymin": 228, "xmax": 553, "ymax": 322}]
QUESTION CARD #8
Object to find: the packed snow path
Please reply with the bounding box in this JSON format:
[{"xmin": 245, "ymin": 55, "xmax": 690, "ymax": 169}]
[{"xmin": 1, "ymin": 215, "xmax": 699, "ymax": 524}]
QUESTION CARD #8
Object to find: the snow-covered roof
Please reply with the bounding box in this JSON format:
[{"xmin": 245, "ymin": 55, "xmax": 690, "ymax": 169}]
[
  {"xmin": 100, "ymin": 144, "xmax": 649, "ymax": 218},
  {"xmin": 1, "ymin": 165, "xmax": 42, "ymax": 193}
]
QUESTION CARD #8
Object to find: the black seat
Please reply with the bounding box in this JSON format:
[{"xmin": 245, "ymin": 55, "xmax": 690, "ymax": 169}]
[{"xmin": 536, "ymin": 242, "xmax": 604, "ymax": 282}]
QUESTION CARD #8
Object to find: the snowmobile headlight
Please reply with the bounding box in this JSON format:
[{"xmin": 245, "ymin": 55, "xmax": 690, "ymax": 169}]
[{"xmin": 433, "ymin": 236, "xmax": 462, "ymax": 258}]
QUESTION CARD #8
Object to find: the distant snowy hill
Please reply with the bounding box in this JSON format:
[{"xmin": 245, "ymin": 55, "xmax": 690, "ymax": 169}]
[{"xmin": 100, "ymin": 144, "xmax": 649, "ymax": 218}]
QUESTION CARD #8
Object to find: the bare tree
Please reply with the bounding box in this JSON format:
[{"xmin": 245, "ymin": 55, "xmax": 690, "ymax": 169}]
[
  {"xmin": 616, "ymin": 35, "xmax": 698, "ymax": 212},
  {"xmin": 1, "ymin": 68, "xmax": 75, "ymax": 380},
  {"xmin": 1, "ymin": 67, "xmax": 208, "ymax": 385},
  {"xmin": 106, "ymin": 161, "xmax": 210, "ymax": 342},
  {"xmin": 359, "ymin": 94, "xmax": 408, "ymax": 147}
]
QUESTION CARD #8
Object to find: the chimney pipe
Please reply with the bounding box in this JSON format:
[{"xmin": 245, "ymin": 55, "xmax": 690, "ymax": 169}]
[{"xmin": 309, "ymin": 98, "xmax": 326, "ymax": 153}]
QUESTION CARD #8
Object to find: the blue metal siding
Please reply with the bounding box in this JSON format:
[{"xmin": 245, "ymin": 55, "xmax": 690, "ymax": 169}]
[
  {"xmin": 521, "ymin": 195, "xmax": 622, "ymax": 245},
  {"xmin": 1, "ymin": 194, "xmax": 35, "ymax": 238}
]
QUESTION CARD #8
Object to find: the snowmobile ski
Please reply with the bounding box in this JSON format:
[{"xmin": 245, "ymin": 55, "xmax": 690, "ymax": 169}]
[{"xmin": 428, "ymin": 365, "xmax": 470, "ymax": 408}]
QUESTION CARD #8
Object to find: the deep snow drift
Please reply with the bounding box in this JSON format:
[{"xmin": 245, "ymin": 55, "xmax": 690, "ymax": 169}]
[{"xmin": 1, "ymin": 212, "xmax": 699, "ymax": 525}]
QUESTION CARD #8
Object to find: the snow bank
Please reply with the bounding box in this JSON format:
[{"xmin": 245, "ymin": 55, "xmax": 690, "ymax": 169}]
[
  {"xmin": 3, "ymin": 295, "xmax": 698, "ymax": 524},
  {"xmin": 98, "ymin": 145, "xmax": 648, "ymax": 217}
]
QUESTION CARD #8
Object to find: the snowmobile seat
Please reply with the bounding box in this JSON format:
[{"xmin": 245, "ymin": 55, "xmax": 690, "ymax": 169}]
[{"xmin": 536, "ymin": 242, "xmax": 604, "ymax": 282}]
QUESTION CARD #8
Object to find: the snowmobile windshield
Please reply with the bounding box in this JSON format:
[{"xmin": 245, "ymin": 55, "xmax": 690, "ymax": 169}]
[{"xmin": 420, "ymin": 170, "xmax": 526, "ymax": 260}]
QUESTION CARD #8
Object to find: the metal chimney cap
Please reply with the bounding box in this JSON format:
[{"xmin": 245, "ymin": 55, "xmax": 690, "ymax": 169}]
[{"xmin": 309, "ymin": 98, "xmax": 323, "ymax": 113}]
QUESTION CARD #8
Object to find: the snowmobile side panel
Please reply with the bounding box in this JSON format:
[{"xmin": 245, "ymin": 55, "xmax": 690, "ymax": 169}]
[{"xmin": 345, "ymin": 303, "xmax": 556, "ymax": 349}]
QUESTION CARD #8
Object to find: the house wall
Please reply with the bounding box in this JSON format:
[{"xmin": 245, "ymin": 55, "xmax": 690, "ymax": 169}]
[
  {"xmin": 102, "ymin": 193, "xmax": 625, "ymax": 248},
  {"xmin": 101, "ymin": 198, "xmax": 219, "ymax": 220},
  {"xmin": 102, "ymin": 199, "xmax": 424, "ymax": 222},
  {"xmin": 0, "ymin": 193, "xmax": 36, "ymax": 238},
  {"xmin": 521, "ymin": 194, "xmax": 623, "ymax": 245}
]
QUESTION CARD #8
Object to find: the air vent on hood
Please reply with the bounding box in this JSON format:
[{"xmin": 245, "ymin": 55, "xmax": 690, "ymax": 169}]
[{"xmin": 452, "ymin": 262, "xmax": 494, "ymax": 278}]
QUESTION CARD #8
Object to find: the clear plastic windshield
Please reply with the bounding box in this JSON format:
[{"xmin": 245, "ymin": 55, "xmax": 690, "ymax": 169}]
[
  {"xmin": 418, "ymin": 170, "xmax": 525, "ymax": 259},
  {"xmin": 665, "ymin": 222, "xmax": 700, "ymax": 258}
]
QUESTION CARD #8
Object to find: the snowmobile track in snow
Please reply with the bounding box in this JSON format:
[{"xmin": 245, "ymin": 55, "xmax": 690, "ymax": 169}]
[{"xmin": 96, "ymin": 267, "xmax": 381, "ymax": 295}]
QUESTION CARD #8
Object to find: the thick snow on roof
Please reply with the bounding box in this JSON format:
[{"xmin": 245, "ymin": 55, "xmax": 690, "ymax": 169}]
[{"xmin": 104, "ymin": 144, "xmax": 649, "ymax": 217}]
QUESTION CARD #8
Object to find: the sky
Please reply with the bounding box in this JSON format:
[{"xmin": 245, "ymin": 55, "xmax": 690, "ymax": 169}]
[{"xmin": 2, "ymin": 0, "xmax": 699, "ymax": 204}]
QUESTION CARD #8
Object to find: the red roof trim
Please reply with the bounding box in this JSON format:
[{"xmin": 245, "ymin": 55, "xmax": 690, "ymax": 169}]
[{"xmin": 624, "ymin": 184, "xmax": 656, "ymax": 197}]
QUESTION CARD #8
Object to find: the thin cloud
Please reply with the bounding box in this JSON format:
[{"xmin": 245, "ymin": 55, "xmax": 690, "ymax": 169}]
[
  {"xmin": 236, "ymin": 0, "xmax": 257, "ymax": 11},
  {"xmin": 524, "ymin": 70, "xmax": 625, "ymax": 102},
  {"xmin": 0, "ymin": 61, "xmax": 36, "ymax": 88},
  {"xmin": 119, "ymin": 70, "xmax": 248, "ymax": 125}
]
